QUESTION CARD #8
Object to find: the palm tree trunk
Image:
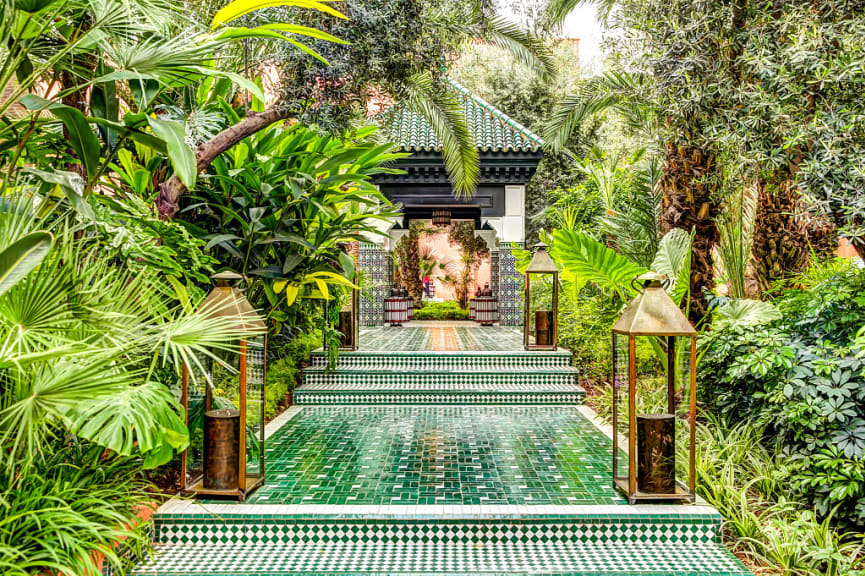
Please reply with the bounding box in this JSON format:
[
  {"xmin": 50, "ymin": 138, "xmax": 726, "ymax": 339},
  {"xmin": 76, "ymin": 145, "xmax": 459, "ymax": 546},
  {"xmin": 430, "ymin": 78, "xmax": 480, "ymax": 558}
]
[
  {"xmin": 156, "ymin": 106, "xmax": 291, "ymax": 219},
  {"xmin": 749, "ymin": 178, "xmax": 836, "ymax": 293},
  {"xmin": 658, "ymin": 143, "xmax": 719, "ymax": 321}
]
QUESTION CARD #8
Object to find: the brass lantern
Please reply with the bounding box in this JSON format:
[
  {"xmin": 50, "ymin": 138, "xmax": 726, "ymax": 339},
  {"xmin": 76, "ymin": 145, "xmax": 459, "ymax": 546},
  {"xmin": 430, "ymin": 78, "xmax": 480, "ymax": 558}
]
[
  {"xmin": 524, "ymin": 243, "xmax": 559, "ymax": 350},
  {"xmin": 611, "ymin": 272, "xmax": 696, "ymax": 504},
  {"xmin": 180, "ymin": 272, "xmax": 267, "ymax": 501}
]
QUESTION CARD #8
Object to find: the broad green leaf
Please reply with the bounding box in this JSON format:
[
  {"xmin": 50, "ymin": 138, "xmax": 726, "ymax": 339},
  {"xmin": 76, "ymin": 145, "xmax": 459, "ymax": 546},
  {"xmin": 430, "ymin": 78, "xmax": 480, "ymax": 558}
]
[
  {"xmin": 651, "ymin": 228, "xmax": 692, "ymax": 306},
  {"xmin": 256, "ymin": 23, "xmax": 348, "ymax": 44},
  {"xmin": 20, "ymin": 94, "xmax": 101, "ymax": 181},
  {"xmin": 211, "ymin": 0, "xmax": 347, "ymax": 28},
  {"xmin": 70, "ymin": 381, "xmax": 188, "ymax": 464},
  {"xmin": 147, "ymin": 116, "xmax": 197, "ymax": 188},
  {"xmin": 188, "ymin": 65, "xmax": 266, "ymax": 103},
  {"xmin": 550, "ymin": 229, "xmax": 646, "ymax": 299},
  {"xmin": 0, "ymin": 231, "xmax": 52, "ymax": 296},
  {"xmin": 714, "ymin": 299, "xmax": 782, "ymax": 331},
  {"xmin": 23, "ymin": 167, "xmax": 93, "ymax": 219},
  {"xmin": 314, "ymin": 279, "xmax": 329, "ymax": 300},
  {"xmin": 305, "ymin": 270, "xmax": 358, "ymax": 288},
  {"xmin": 204, "ymin": 233, "xmax": 242, "ymax": 251},
  {"xmin": 283, "ymin": 37, "xmax": 329, "ymax": 65}
]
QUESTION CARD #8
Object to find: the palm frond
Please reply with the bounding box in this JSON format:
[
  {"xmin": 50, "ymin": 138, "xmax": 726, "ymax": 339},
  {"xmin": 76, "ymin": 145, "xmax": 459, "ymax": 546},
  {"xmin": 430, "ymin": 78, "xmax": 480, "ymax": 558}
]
[
  {"xmin": 401, "ymin": 72, "xmax": 479, "ymax": 198},
  {"xmin": 545, "ymin": 92, "xmax": 622, "ymax": 152},
  {"xmin": 540, "ymin": 0, "xmax": 617, "ymax": 33},
  {"xmin": 543, "ymin": 71, "xmax": 652, "ymax": 152},
  {"xmin": 482, "ymin": 15, "xmax": 557, "ymax": 81}
]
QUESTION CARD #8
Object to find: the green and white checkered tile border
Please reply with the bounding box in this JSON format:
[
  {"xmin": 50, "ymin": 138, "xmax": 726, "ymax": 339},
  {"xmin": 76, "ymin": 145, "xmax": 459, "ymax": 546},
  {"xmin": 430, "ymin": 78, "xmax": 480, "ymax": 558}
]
[
  {"xmin": 132, "ymin": 541, "xmax": 750, "ymax": 576},
  {"xmin": 301, "ymin": 370, "xmax": 580, "ymax": 390},
  {"xmin": 294, "ymin": 390, "xmax": 585, "ymax": 405},
  {"xmin": 308, "ymin": 351, "xmax": 573, "ymax": 370},
  {"xmin": 152, "ymin": 516, "xmax": 722, "ymax": 547}
]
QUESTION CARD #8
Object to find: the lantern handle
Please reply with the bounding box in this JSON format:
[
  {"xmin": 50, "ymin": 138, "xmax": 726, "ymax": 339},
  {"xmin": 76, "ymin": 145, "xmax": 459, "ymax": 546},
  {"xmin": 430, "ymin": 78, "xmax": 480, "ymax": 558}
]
[{"xmin": 631, "ymin": 272, "xmax": 671, "ymax": 293}]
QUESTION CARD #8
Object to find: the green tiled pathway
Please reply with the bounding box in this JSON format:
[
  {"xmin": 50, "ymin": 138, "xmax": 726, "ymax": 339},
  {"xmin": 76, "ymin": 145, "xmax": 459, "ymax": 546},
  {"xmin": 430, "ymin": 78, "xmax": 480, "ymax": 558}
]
[
  {"xmin": 357, "ymin": 323, "xmax": 526, "ymax": 352},
  {"xmin": 248, "ymin": 406, "xmax": 623, "ymax": 506},
  {"xmin": 134, "ymin": 324, "xmax": 751, "ymax": 576}
]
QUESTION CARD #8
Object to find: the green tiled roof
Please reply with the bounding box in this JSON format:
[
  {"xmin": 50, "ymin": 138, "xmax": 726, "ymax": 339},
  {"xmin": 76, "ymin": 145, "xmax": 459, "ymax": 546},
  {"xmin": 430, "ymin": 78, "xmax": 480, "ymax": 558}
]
[{"xmin": 381, "ymin": 79, "xmax": 544, "ymax": 153}]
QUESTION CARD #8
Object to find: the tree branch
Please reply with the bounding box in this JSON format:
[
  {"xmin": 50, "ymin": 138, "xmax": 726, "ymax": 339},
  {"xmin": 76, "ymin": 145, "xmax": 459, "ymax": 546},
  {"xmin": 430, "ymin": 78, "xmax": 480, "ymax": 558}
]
[{"xmin": 156, "ymin": 106, "xmax": 291, "ymax": 219}]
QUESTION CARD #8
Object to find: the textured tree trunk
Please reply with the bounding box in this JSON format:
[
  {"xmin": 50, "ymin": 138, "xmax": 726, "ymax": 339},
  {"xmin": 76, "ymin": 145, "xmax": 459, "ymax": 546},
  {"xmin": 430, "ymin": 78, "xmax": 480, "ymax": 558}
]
[
  {"xmin": 658, "ymin": 143, "xmax": 719, "ymax": 322},
  {"xmin": 156, "ymin": 106, "xmax": 291, "ymax": 219},
  {"xmin": 749, "ymin": 178, "xmax": 836, "ymax": 294}
]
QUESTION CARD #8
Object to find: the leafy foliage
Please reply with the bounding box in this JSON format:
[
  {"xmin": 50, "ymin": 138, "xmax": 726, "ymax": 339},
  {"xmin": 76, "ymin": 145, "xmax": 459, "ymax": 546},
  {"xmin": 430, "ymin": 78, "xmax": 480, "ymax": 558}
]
[
  {"xmin": 181, "ymin": 122, "xmax": 403, "ymax": 334},
  {"xmin": 0, "ymin": 443, "xmax": 155, "ymax": 576},
  {"xmin": 700, "ymin": 266, "xmax": 865, "ymax": 525}
]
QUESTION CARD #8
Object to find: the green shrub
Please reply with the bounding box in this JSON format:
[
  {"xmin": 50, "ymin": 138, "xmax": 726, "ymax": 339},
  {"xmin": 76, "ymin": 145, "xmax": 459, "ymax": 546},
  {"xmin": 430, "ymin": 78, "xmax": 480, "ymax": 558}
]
[
  {"xmin": 413, "ymin": 301, "xmax": 469, "ymax": 321},
  {"xmin": 1, "ymin": 443, "xmax": 154, "ymax": 576},
  {"xmin": 700, "ymin": 264, "xmax": 865, "ymax": 526},
  {"xmin": 265, "ymin": 331, "xmax": 320, "ymax": 419}
]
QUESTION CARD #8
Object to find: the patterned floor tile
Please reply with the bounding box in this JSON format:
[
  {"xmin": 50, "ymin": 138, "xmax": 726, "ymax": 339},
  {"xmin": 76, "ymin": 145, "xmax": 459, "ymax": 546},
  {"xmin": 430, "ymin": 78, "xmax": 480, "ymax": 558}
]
[
  {"xmin": 242, "ymin": 406, "xmax": 625, "ymax": 506},
  {"xmin": 132, "ymin": 540, "xmax": 751, "ymax": 575},
  {"xmin": 357, "ymin": 324, "xmax": 531, "ymax": 352}
]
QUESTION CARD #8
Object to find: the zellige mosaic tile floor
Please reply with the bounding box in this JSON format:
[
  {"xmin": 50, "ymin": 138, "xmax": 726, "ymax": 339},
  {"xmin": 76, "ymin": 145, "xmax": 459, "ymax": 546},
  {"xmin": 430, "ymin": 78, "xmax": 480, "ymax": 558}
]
[
  {"xmin": 246, "ymin": 406, "xmax": 626, "ymax": 506},
  {"xmin": 357, "ymin": 324, "xmax": 528, "ymax": 352}
]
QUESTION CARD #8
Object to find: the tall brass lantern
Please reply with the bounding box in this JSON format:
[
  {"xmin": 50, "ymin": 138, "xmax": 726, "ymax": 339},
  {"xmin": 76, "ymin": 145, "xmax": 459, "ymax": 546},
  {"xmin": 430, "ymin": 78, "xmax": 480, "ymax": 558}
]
[
  {"xmin": 524, "ymin": 243, "xmax": 559, "ymax": 350},
  {"xmin": 611, "ymin": 272, "xmax": 696, "ymax": 504},
  {"xmin": 180, "ymin": 272, "xmax": 267, "ymax": 501}
]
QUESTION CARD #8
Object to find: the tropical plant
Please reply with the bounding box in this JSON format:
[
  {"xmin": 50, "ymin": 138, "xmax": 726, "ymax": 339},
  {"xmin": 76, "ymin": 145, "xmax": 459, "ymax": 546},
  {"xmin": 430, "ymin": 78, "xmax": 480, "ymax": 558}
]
[
  {"xmin": 542, "ymin": 0, "xmax": 862, "ymax": 309},
  {"xmin": 158, "ymin": 0, "xmax": 559, "ymax": 215},
  {"xmin": 0, "ymin": 443, "xmax": 155, "ymax": 576},
  {"xmin": 700, "ymin": 264, "xmax": 865, "ymax": 526},
  {"xmin": 0, "ymin": 204, "xmax": 256, "ymax": 470},
  {"xmin": 0, "ymin": 190, "xmax": 260, "ymax": 573},
  {"xmin": 0, "ymin": 0, "xmax": 345, "ymax": 221},
  {"xmin": 181, "ymin": 122, "xmax": 403, "ymax": 334}
]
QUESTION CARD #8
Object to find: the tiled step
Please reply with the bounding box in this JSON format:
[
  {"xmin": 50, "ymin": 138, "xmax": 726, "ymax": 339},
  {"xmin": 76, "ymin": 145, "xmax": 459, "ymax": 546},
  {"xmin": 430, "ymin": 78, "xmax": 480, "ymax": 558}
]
[
  {"xmin": 132, "ymin": 540, "xmax": 750, "ymax": 575},
  {"xmin": 294, "ymin": 386, "xmax": 584, "ymax": 405},
  {"xmin": 151, "ymin": 505, "xmax": 724, "ymax": 547},
  {"xmin": 308, "ymin": 350, "xmax": 574, "ymax": 370},
  {"xmin": 297, "ymin": 367, "xmax": 583, "ymax": 405}
]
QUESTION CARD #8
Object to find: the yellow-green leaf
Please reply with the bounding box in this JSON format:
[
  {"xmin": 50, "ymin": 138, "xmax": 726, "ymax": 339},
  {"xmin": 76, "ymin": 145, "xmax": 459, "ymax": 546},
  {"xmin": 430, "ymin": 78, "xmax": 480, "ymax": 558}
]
[{"xmin": 211, "ymin": 0, "xmax": 347, "ymax": 28}]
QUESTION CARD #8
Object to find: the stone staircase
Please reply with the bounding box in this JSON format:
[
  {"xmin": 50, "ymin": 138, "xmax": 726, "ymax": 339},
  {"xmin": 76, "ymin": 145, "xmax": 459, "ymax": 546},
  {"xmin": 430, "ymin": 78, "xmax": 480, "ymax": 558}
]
[
  {"xmin": 295, "ymin": 350, "xmax": 584, "ymax": 405},
  {"xmin": 135, "ymin": 500, "xmax": 747, "ymax": 575},
  {"xmin": 132, "ymin": 326, "xmax": 750, "ymax": 576}
]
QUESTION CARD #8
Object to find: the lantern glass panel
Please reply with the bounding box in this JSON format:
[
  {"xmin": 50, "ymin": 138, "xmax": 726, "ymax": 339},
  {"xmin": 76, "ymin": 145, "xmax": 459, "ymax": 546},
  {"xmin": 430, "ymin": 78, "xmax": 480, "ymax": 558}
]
[
  {"xmin": 184, "ymin": 357, "xmax": 209, "ymax": 488},
  {"xmin": 526, "ymin": 273, "xmax": 556, "ymax": 347},
  {"xmin": 611, "ymin": 333, "xmax": 630, "ymax": 485},
  {"xmin": 245, "ymin": 337, "xmax": 266, "ymax": 482}
]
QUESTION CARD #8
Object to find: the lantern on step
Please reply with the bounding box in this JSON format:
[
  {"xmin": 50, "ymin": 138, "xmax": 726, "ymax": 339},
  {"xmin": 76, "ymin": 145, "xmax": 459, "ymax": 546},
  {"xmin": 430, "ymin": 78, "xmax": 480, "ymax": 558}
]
[
  {"xmin": 524, "ymin": 243, "xmax": 558, "ymax": 350},
  {"xmin": 611, "ymin": 272, "xmax": 696, "ymax": 504},
  {"xmin": 180, "ymin": 272, "xmax": 268, "ymax": 502}
]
